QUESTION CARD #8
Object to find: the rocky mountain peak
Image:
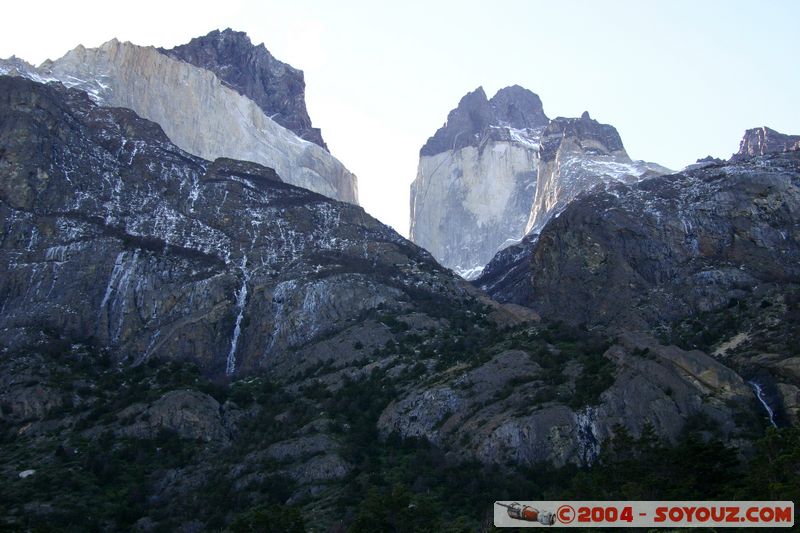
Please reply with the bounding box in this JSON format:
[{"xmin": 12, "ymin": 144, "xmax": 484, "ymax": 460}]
[
  {"xmin": 5, "ymin": 36, "xmax": 357, "ymax": 202},
  {"xmin": 420, "ymin": 86, "xmax": 549, "ymax": 157},
  {"xmin": 0, "ymin": 55, "xmax": 38, "ymax": 77},
  {"xmin": 211, "ymin": 27, "xmax": 252, "ymax": 44},
  {"xmin": 420, "ymin": 87, "xmax": 490, "ymax": 156},
  {"xmin": 539, "ymin": 113, "xmax": 627, "ymax": 162},
  {"xmin": 160, "ymin": 28, "xmax": 328, "ymax": 150},
  {"xmin": 489, "ymin": 84, "xmax": 549, "ymax": 129},
  {"xmin": 731, "ymin": 126, "xmax": 800, "ymax": 161},
  {"xmin": 411, "ymin": 85, "xmax": 667, "ymax": 278}
]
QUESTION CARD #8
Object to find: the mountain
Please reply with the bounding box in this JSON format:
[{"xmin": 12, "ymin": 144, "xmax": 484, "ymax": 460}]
[
  {"xmin": 409, "ymin": 86, "xmax": 667, "ymax": 279},
  {"xmin": 160, "ymin": 28, "xmax": 328, "ymax": 151},
  {"xmin": 731, "ymin": 126, "xmax": 800, "ymax": 161},
  {"xmin": 2, "ymin": 73, "xmax": 793, "ymax": 530},
  {"xmin": 0, "ymin": 35, "xmax": 357, "ymax": 203},
  {"xmin": 477, "ymin": 131, "xmax": 800, "ymax": 425},
  {"xmin": 479, "ymin": 131, "xmax": 800, "ymax": 329},
  {"xmin": 0, "ymin": 75, "xmax": 468, "ymax": 378},
  {"xmin": 525, "ymin": 111, "xmax": 670, "ymax": 235},
  {"xmin": 410, "ymin": 86, "xmax": 548, "ymax": 279}
]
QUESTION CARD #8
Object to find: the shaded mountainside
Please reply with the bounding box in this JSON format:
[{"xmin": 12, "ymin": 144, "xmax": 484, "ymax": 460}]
[
  {"xmin": 160, "ymin": 28, "xmax": 328, "ymax": 151},
  {"xmin": 478, "ymin": 138, "xmax": 800, "ymax": 426},
  {"xmin": 0, "ymin": 37, "xmax": 357, "ymax": 203},
  {"xmin": 0, "ymin": 75, "xmax": 466, "ymax": 378},
  {"xmin": 480, "ymin": 147, "xmax": 800, "ymax": 330},
  {"xmin": 1, "ymin": 75, "xmax": 790, "ymax": 531},
  {"xmin": 409, "ymin": 86, "xmax": 667, "ymax": 279}
]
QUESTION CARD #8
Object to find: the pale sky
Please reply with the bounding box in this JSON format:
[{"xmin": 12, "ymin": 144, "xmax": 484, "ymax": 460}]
[{"xmin": 2, "ymin": 0, "xmax": 799, "ymax": 236}]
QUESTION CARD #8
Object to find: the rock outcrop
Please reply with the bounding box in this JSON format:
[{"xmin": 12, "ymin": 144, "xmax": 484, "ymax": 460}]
[
  {"xmin": 378, "ymin": 331, "xmax": 755, "ymax": 468},
  {"xmin": 160, "ymin": 28, "xmax": 328, "ymax": 150},
  {"xmin": 117, "ymin": 390, "xmax": 229, "ymax": 443},
  {"xmin": 1, "ymin": 37, "xmax": 357, "ymax": 203},
  {"xmin": 409, "ymin": 87, "xmax": 667, "ymax": 278},
  {"xmin": 0, "ymin": 75, "xmax": 462, "ymax": 378},
  {"xmin": 731, "ymin": 126, "xmax": 800, "ymax": 162}
]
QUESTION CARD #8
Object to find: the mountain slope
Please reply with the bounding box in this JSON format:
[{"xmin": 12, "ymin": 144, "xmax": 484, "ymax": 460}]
[
  {"xmin": 477, "ymin": 135, "xmax": 800, "ymax": 426},
  {"xmin": 0, "ymin": 38, "xmax": 357, "ymax": 203},
  {"xmin": 0, "ymin": 75, "xmax": 456, "ymax": 378},
  {"xmin": 0, "ymin": 75, "xmax": 782, "ymax": 531}
]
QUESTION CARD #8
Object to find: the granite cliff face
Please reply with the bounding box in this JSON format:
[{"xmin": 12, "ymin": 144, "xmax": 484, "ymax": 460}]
[
  {"xmin": 410, "ymin": 86, "xmax": 546, "ymax": 278},
  {"xmin": 160, "ymin": 28, "xmax": 328, "ymax": 151},
  {"xmin": 410, "ymin": 87, "xmax": 667, "ymax": 278},
  {"xmin": 0, "ymin": 37, "xmax": 357, "ymax": 203},
  {"xmin": 0, "ymin": 75, "xmax": 454, "ymax": 378}
]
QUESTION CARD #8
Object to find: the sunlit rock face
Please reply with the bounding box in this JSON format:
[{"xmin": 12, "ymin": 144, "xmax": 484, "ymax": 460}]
[
  {"xmin": 0, "ymin": 38, "xmax": 358, "ymax": 203},
  {"xmin": 730, "ymin": 126, "xmax": 800, "ymax": 162},
  {"xmin": 410, "ymin": 87, "xmax": 667, "ymax": 279},
  {"xmin": 410, "ymin": 86, "xmax": 548, "ymax": 279}
]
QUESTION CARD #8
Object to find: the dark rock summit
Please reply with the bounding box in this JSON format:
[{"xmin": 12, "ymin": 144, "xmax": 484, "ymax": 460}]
[
  {"xmin": 538, "ymin": 112, "xmax": 626, "ymax": 163},
  {"xmin": 161, "ymin": 28, "xmax": 328, "ymax": 150},
  {"xmin": 419, "ymin": 85, "xmax": 549, "ymax": 157}
]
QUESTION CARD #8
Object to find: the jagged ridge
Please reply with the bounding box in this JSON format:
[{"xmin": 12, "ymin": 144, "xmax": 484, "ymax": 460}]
[
  {"xmin": 0, "ymin": 37, "xmax": 357, "ymax": 203},
  {"xmin": 160, "ymin": 28, "xmax": 328, "ymax": 151},
  {"xmin": 410, "ymin": 86, "xmax": 668, "ymax": 278}
]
